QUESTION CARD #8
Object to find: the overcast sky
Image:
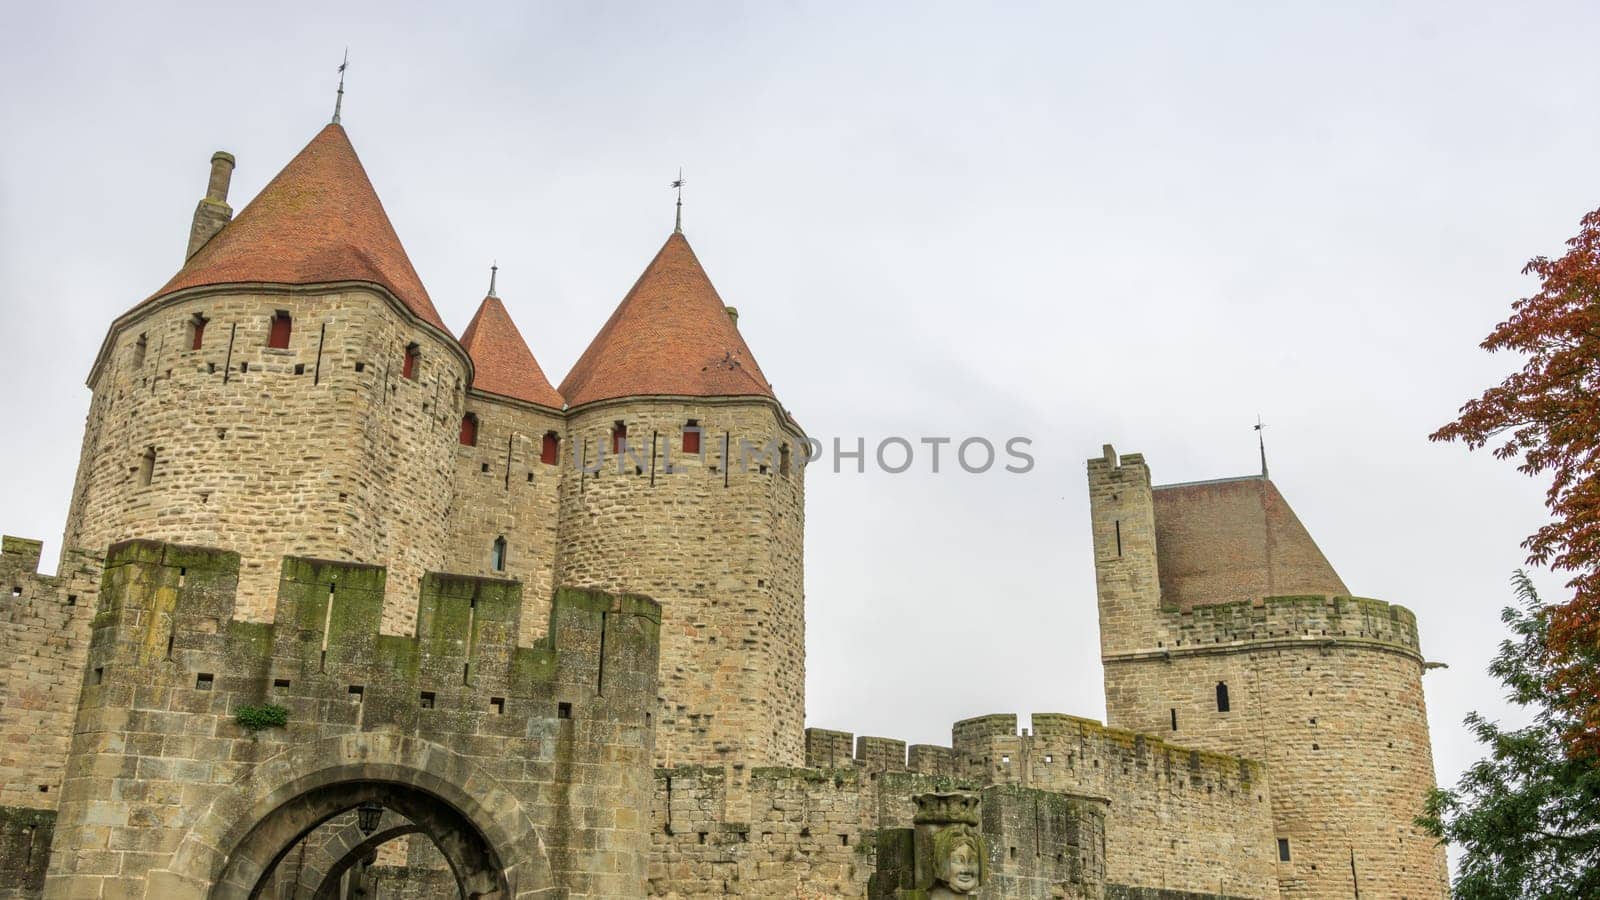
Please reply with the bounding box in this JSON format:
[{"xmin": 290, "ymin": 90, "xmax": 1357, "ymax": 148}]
[{"xmin": 4, "ymin": 1, "xmax": 1595, "ymax": 869}]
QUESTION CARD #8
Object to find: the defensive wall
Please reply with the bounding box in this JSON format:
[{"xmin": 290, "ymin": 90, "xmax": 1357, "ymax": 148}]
[
  {"xmin": 34, "ymin": 539, "xmax": 660, "ymax": 899},
  {"xmin": 638, "ymin": 718, "xmax": 1269, "ymax": 899}
]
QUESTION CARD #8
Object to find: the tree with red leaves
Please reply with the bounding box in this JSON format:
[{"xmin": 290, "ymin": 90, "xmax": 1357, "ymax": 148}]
[{"xmin": 1432, "ymin": 207, "xmax": 1600, "ymax": 760}]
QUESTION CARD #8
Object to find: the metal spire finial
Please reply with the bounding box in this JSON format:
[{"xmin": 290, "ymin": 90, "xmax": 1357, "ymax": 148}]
[
  {"xmin": 672, "ymin": 168, "xmax": 685, "ymax": 233},
  {"xmin": 1254, "ymin": 415, "xmax": 1269, "ymax": 478},
  {"xmin": 332, "ymin": 48, "xmax": 349, "ymax": 124},
  {"xmin": 488, "ymin": 261, "xmax": 498, "ymax": 298}
]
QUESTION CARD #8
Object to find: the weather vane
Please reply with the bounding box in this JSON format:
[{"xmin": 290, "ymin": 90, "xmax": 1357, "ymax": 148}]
[
  {"xmin": 488, "ymin": 261, "xmax": 498, "ymax": 298},
  {"xmin": 672, "ymin": 168, "xmax": 685, "ymax": 233},
  {"xmin": 1254, "ymin": 415, "xmax": 1268, "ymax": 478},
  {"xmin": 332, "ymin": 48, "xmax": 349, "ymax": 124}
]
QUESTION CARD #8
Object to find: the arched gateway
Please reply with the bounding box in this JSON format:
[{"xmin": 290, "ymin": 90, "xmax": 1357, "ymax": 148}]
[{"xmin": 42, "ymin": 543, "xmax": 660, "ymax": 899}]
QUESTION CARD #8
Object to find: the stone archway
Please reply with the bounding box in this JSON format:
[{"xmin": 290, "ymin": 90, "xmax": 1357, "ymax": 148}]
[
  {"xmin": 306, "ymin": 823, "xmax": 422, "ymax": 900},
  {"xmin": 143, "ymin": 733, "xmax": 553, "ymax": 900},
  {"xmin": 272, "ymin": 811, "xmax": 422, "ymax": 900},
  {"xmin": 213, "ymin": 779, "xmax": 498, "ymax": 899}
]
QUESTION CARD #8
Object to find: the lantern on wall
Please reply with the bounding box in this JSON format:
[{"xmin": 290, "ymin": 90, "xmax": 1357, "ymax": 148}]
[{"xmin": 356, "ymin": 801, "xmax": 383, "ymax": 836}]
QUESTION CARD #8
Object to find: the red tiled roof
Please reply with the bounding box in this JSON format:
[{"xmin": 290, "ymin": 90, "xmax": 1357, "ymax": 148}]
[
  {"xmin": 1151, "ymin": 476, "xmax": 1349, "ymax": 610},
  {"xmin": 145, "ymin": 124, "xmax": 448, "ymax": 332},
  {"xmin": 558, "ymin": 232, "xmax": 775, "ymax": 408},
  {"xmin": 458, "ymin": 294, "xmax": 563, "ymax": 409}
]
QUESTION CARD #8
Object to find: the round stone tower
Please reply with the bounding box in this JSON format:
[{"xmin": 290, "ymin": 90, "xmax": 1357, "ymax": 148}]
[
  {"xmin": 1086, "ymin": 446, "xmax": 1449, "ymax": 897},
  {"xmin": 63, "ymin": 124, "xmax": 470, "ymax": 631},
  {"xmin": 555, "ymin": 231, "xmax": 807, "ymax": 768}
]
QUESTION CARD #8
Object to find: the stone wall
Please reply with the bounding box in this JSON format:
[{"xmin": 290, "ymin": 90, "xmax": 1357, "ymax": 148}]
[
  {"xmin": 556, "ymin": 398, "xmax": 806, "ymax": 769},
  {"xmin": 64, "ymin": 286, "xmax": 469, "ymax": 630},
  {"xmin": 0, "ymin": 806, "xmax": 51, "ymax": 899},
  {"xmin": 446, "ymin": 391, "xmax": 564, "ymax": 647},
  {"xmin": 1089, "ymin": 448, "xmax": 1449, "ymax": 898},
  {"xmin": 0, "ymin": 537, "xmax": 100, "ymax": 809},
  {"xmin": 43, "ymin": 539, "xmax": 659, "ymax": 899},
  {"xmin": 650, "ymin": 765, "xmax": 1107, "ymax": 898},
  {"xmin": 951, "ymin": 713, "xmax": 1276, "ymax": 897}
]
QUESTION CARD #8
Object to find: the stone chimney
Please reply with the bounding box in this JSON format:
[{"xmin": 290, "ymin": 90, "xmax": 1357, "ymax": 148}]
[{"xmin": 185, "ymin": 151, "xmax": 235, "ymax": 261}]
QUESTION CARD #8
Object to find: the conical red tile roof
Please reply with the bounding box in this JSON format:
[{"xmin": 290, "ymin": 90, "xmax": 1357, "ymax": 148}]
[
  {"xmin": 459, "ymin": 294, "xmax": 563, "ymax": 409},
  {"xmin": 146, "ymin": 124, "xmax": 447, "ymax": 331},
  {"xmin": 559, "ymin": 232, "xmax": 775, "ymax": 408}
]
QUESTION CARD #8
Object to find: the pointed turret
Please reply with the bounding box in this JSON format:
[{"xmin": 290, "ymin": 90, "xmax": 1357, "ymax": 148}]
[
  {"xmin": 559, "ymin": 232, "xmax": 774, "ymax": 408},
  {"xmin": 459, "ymin": 293, "xmax": 563, "ymax": 409},
  {"xmin": 147, "ymin": 124, "xmax": 448, "ymax": 332}
]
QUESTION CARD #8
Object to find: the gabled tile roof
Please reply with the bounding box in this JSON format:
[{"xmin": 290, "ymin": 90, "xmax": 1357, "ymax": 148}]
[
  {"xmin": 558, "ymin": 232, "xmax": 775, "ymax": 408},
  {"xmin": 1151, "ymin": 475, "xmax": 1350, "ymax": 610},
  {"xmin": 458, "ymin": 294, "xmax": 563, "ymax": 409},
  {"xmin": 145, "ymin": 124, "xmax": 448, "ymax": 332}
]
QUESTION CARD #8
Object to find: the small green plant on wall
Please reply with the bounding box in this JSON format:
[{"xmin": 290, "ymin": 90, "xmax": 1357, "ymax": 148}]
[{"xmin": 235, "ymin": 703, "xmax": 289, "ymax": 734}]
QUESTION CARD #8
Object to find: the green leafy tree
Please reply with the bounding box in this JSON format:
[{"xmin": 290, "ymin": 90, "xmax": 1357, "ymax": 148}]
[{"xmin": 1418, "ymin": 572, "xmax": 1600, "ymax": 898}]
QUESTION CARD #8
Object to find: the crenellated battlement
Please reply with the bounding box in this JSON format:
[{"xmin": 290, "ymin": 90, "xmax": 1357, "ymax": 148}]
[
  {"xmin": 948, "ymin": 711, "xmax": 1276, "ymax": 894},
  {"xmin": 803, "ymin": 727, "xmax": 958, "ymax": 776},
  {"xmin": 0, "ymin": 537, "xmax": 102, "ymax": 811},
  {"xmin": 83, "ymin": 539, "xmax": 662, "ymax": 739},
  {"xmin": 1144, "ymin": 593, "xmax": 1421, "ymax": 659}
]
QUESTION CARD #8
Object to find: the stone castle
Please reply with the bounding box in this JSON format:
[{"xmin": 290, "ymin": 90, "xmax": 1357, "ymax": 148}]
[{"xmin": 0, "ymin": 115, "xmax": 1450, "ymax": 898}]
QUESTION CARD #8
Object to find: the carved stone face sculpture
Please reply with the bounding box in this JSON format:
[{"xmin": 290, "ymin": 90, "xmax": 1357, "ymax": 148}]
[
  {"xmin": 941, "ymin": 837, "xmax": 982, "ymax": 893},
  {"xmin": 932, "ymin": 829, "xmax": 984, "ymax": 895}
]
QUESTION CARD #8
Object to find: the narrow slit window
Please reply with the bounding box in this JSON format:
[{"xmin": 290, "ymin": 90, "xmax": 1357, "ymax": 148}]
[
  {"xmin": 189, "ymin": 314, "xmax": 208, "ymax": 350},
  {"xmin": 780, "ymin": 443, "xmax": 792, "ymax": 477},
  {"xmin": 1277, "ymin": 838, "xmax": 1291, "ymax": 861},
  {"xmin": 491, "ymin": 536, "xmax": 507, "ymax": 572},
  {"xmin": 540, "ymin": 431, "xmax": 560, "ymax": 465},
  {"xmin": 132, "ymin": 333, "xmax": 148, "ymax": 368},
  {"xmin": 1216, "ymin": 681, "xmax": 1231, "ymax": 713},
  {"xmin": 1170, "ymin": 708, "xmax": 1178, "ymax": 731},
  {"xmin": 459, "ymin": 413, "xmax": 479, "ymax": 446},
  {"xmin": 402, "ymin": 343, "xmax": 420, "ymax": 380},
  {"xmin": 138, "ymin": 447, "xmax": 157, "ymax": 487},
  {"xmin": 611, "ymin": 421, "xmax": 627, "ymax": 455},
  {"xmin": 683, "ymin": 419, "xmax": 701, "ymax": 454},
  {"xmin": 267, "ymin": 311, "xmax": 292, "ymax": 349},
  {"xmin": 1115, "ymin": 520, "xmax": 1122, "ymax": 556}
]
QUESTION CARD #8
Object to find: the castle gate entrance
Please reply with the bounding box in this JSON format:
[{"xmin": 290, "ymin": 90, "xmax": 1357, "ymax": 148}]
[{"xmin": 210, "ymin": 779, "xmax": 507, "ymax": 900}]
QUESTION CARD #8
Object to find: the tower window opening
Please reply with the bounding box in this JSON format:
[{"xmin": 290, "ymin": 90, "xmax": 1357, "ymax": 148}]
[
  {"xmin": 1115, "ymin": 520, "xmax": 1122, "ymax": 556},
  {"xmin": 1277, "ymin": 838, "xmax": 1291, "ymax": 861},
  {"xmin": 419, "ymin": 691, "xmax": 436, "ymax": 709},
  {"xmin": 132, "ymin": 333, "xmax": 148, "ymax": 368},
  {"xmin": 189, "ymin": 314, "xmax": 208, "ymax": 350},
  {"xmin": 683, "ymin": 419, "xmax": 701, "ymax": 454},
  {"xmin": 402, "ymin": 343, "xmax": 420, "ymax": 380},
  {"xmin": 541, "ymin": 431, "xmax": 560, "ymax": 465},
  {"xmin": 1170, "ymin": 708, "xmax": 1178, "ymax": 731},
  {"xmin": 459, "ymin": 413, "xmax": 479, "ymax": 446},
  {"xmin": 611, "ymin": 421, "xmax": 627, "ymax": 455},
  {"xmin": 780, "ymin": 443, "xmax": 792, "ymax": 477},
  {"xmin": 1216, "ymin": 681, "xmax": 1231, "ymax": 713},
  {"xmin": 491, "ymin": 536, "xmax": 507, "ymax": 572},
  {"xmin": 138, "ymin": 447, "xmax": 157, "ymax": 487},
  {"xmin": 267, "ymin": 311, "xmax": 292, "ymax": 349}
]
